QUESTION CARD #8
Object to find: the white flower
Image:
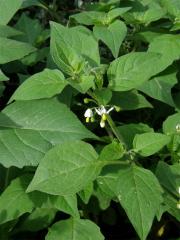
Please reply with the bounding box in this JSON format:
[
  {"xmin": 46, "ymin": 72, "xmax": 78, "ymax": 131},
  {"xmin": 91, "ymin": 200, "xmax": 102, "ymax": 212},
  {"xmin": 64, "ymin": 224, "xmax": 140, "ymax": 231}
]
[
  {"xmin": 84, "ymin": 108, "xmax": 93, "ymax": 118},
  {"xmin": 95, "ymin": 105, "xmax": 114, "ymax": 128},
  {"xmin": 95, "ymin": 105, "xmax": 114, "ymax": 116},
  {"xmin": 178, "ymin": 186, "xmax": 180, "ymax": 195},
  {"xmin": 84, "ymin": 108, "xmax": 94, "ymax": 123}
]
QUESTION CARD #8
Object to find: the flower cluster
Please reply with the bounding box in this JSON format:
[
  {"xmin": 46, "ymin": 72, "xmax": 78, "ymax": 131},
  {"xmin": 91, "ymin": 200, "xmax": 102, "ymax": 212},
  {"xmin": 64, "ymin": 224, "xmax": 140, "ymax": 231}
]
[{"xmin": 84, "ymin": 105, "xmax": 114, "ymax": 128}]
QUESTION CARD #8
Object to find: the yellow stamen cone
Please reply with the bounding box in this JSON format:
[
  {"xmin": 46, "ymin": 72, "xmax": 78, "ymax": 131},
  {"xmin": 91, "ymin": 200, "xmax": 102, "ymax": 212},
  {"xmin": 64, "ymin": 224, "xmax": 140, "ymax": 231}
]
[
  {"xmin": 86, "ymin": 117, "xmax": 90, "ymax": 123},
  {"xmin": 102, "ymin": 114, "xmax": 107, "ymax": 121}
]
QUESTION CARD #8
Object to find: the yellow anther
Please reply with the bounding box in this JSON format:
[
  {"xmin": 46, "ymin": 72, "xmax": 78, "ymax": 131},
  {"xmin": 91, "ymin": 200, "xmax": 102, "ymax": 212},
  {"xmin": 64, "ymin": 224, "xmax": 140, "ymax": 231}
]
[
  {"xmin": 86, "ymin": 117, "xmax": 90, "ymax": 123},
  {"xmin": 102, "ymin": 114, "xmax": 107, "ymax": 121}
]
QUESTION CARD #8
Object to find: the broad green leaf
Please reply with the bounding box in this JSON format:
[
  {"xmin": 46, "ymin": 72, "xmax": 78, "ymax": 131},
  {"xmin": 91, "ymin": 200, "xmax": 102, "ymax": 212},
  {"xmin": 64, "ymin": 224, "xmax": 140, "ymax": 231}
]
[
  {"xmin": 0, "ymin": 175, "xmax": 35, "ymax": 224},
  {"xmin": 135, "ymin": 30, "xmax": 165, "ymax": 43},
  {"xmin": 17, "ymin": 208, "xmax": 56, "ymax": 232},
  {"xmin": 0, "ymin": 25, "xmax": 22, "ymax": 38},
  {"xmin": 0, "ymin": 99, "xmax": 95, "ymax": 168},
  {"xmin": 68, "ymin": 75, "xmax": 95, "ymax": 94},
  {"xmin": 94, "ymin": 88, "xmax": 112, "ymax": 105},
  {"xmin": 41, "ymin": 194, "xmax": 79, "ymax": 217},
  {"xmin": 156, "ymin": 162, "xmax": 179, "ymax": 196},
  {"xmin": 9, "ymin": 69, "xmax": 67, "ymax": 101},
  {"xmin": 108, "ymin": 52, "xmax": 169, "ymax": 91},
  {"xmin": 111, "ymin": 90, "xmax": 152, "ymax": 110},
  {"xmin": 161, "ymin": 0, "xmax": 180, "ymax": 18},
  {"xmin": 0, "ymin": 37, "xmax": 36, "ymax": 64},
  {"xmin": 107, "ymin": 7, "xmax": 132, "ymax": 20},
  {"xmin": 21, "ymin": 47, "xmax": 49, "ymax": 66},
  {"xmin": 123, "ymin": 1, "xmax": 166, "ymax": 25},
  {"xmin": 50, "ymin": 22, "xmax": 100, "ymax": 76},
  {"xmin": 97, "ymin": 165, "xmax": 163, "ymax": 240},
  {"xmin": 133, "ymin": 132, "xmax": 170, "ymax": 156},
  {"xmin": 94, "ymin": 20, "xmax": 127, "ymax": 58},
  {"xmin": 163, "ymin": 112, "xmax": 180, "ymax": 135},
  {"xmin": 78, "ymin": 183, "xmax": 93, "ymax": 204},
  {"xmin": 0, "ymin": 0, "xmax": 23, "ymax": 25},
  {"xmin": 99, "ymin": 140, "xmax": 124, "ymax": 161},
  {"xmin": 138, "ymin": 68, "xmax": 177, "ymax": 106},
  {"xmin": 45, "ymin": 218, "xmax": 104, "ymax": 240},
  {"xmin": 71, "ymin": 8, "xmax": 131, "ymax": 26},
  {"xmin": 148, "ymin": 34, "xmax": 180, "ymax": 67},
  {"xmin": 15, "ymin": 13, "xmax": 43, "ymax": 44},
  {"xmin": 156, "ymin": 162, "xmax": 180, "ymax": 221},
  {"xmin": 27, "ymin": 141, "xmax": 101, "ymax": 195},
  {"xmin": 0, "ymin": 70, "xmax": 8, "ymax": 81},
  {"xmin": 117, "ymin": 123, "xmax": 153, "ymax": 149},
  {"xmin": 70, "ymin": 11, "xmax": 105, "ymax": 25}
]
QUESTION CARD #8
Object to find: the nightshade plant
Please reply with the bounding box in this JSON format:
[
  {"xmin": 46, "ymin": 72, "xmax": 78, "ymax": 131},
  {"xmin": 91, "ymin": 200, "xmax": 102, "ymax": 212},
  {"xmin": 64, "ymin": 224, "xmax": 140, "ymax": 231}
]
[{"xmin": 0, "ymin": 0, "xmax": 179, "ymax": 239}]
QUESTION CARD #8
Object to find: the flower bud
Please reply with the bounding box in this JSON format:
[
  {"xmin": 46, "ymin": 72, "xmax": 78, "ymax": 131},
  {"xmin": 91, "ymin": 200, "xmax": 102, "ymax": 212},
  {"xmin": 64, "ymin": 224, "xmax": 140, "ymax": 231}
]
[
  {"xmin": 84, "ymin": 98, "xmax": 89, "ymax": 104},
  {"xmin": 115, "ymin": 106, "xmax": 121, "ymax": 112}
]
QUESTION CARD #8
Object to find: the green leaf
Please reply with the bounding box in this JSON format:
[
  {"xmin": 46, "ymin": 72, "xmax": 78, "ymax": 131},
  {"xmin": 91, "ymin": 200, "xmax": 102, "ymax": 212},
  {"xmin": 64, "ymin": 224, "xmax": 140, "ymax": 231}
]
[
  {"xmin": 97, "ymin": 165, "xmax": 163, "ymax": 240},
  {"xmin": 107, "ymin": 7, "xmax": 132, "ymax": 20},
  {"xmin": 108, "ymin": 52, "xmax": 169, "ymax": 91},
  {"xmin": 0, "ymin": 37, "xmax": 36, "ymax": 64},
  {"xmin": 123, "ymin": 1, "xmax": 166, "ymax": 25},
  {"xmin": 94, "ymin": 88, "xmax": 112, "ymax": 105},
  {"xmin": 161, "ymin": 0, "xmax": 180, "ymax": 18},
  {"xmin": 0, "ymin": 25, "xmax": 22, "ymax": 38},
  {"xmin": 163, "ymin": 112, "xmax": 180, "ymax": 135},
  {"xmin": 133, "ymin": 132, "xmax": 170, "ymax": 156},
  {"xmin": 71, "ymin": 8, "xmax": 131, "ymax": 26},
  {"xmin": 117, "ymin": 123, "xmax": 153, "ymax": 149},
  {"xmin": 9, "ymin": 69, "xmax": 67, "ymax": 101},
  {"xmin": 17, "ymin": 208, "xmax": 56, "ymax": 232},
  {"xmin": 68, "ymin": 75, "xmax": 95, "ymax": 94},
  {"xmin": 156, "ymin": 162, "xmax": 180, "ymax": 221},
  {"xmin": 138, "ymin": 67, "xmax": 177, "ymax": 107},
  {"xmin": 78, "ymin": 183, "xmax": 93, "ymax": 204},
  {"xmin": 148, "ymin": 34, "xmax": 180, "ymax": 67},
  {"xmin": 27, "ymin": 141, "xmax": 101, "ymax": 195},
  {"xmin": 70, "ymin": 11, "xmax": 106, "ymax": 26},
  {"xmin": 0, "ymin": 70, "xmax": 8, "ymax": 81},
  {"xmin": 45, "ymin": 218, "xmax": 104, "ymax": 240},
  {"xmin": 0, "ymin": 99, "xmax": 95, "ymax": 168},
  {"xmin": 111, "ymin": 90, "xmax": 152, "ymax": 110},
  {"xmin": 99, "ymin": 140, "xmax": 124, "ymax": 161},
  {"xmin": 94, "ymin": 20, "xmax": 127, "ymax": 58},
  {"xmin": 14, "ymin": 13, "xmax": 43, "ymax": 45},
  {"xmin": 0, "ymin": 175, "xmax": 35, "ymax": 224},
  {"xmin": 0, "ymin": 0, "xmax": 23, "ymax": 25},
  {"xmin": 50, "ymin": 22, "xmax": 100, "ymax": 76},
  {"xmin": 41, "ymin": 194, "xmax": 79, "ymax": 217}
]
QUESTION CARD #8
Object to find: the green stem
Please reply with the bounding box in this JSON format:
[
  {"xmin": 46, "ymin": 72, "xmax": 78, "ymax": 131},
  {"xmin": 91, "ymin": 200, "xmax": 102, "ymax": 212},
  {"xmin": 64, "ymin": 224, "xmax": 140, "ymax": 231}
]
[
  {"xmin": 105, "ymin": 125, "xmax": 114, "ymax": 141},
  {"xmin": 39, "ymin": 0, "xmax": 61, "ymax": 22},
  {"xmin": 106, "ymin": 115, "xmax": 126, "ymax": 147},
  {"xmin": 52, "ymin": 0, "xmax": 57, "ymax": 10}
]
